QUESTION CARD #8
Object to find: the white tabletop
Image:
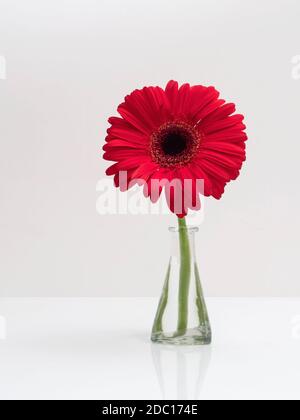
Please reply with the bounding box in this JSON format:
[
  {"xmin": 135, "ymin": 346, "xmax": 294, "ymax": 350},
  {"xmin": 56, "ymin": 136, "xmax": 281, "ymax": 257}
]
[{"xmin": 0, "ymin": 298, "xmax": 299, "ymax": 400}]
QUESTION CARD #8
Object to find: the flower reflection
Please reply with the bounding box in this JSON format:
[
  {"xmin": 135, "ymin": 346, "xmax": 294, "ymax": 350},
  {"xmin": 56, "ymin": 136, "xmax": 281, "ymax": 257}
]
[{"xmin": 151, "ymin": 343, "xmax": 212, "ymax": 400}]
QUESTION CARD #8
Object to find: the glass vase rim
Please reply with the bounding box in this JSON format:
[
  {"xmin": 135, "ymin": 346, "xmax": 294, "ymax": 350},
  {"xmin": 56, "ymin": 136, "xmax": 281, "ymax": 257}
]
[{"xmin": 169, "ymin": 225, "xmax": 199, "ymax": 233}]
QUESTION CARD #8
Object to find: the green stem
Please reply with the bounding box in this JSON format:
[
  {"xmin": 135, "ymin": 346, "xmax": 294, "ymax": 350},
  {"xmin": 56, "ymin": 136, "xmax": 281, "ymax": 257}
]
[{"xmin": 176, "ymin": 217, "xmax": 191, "ymax": 335}]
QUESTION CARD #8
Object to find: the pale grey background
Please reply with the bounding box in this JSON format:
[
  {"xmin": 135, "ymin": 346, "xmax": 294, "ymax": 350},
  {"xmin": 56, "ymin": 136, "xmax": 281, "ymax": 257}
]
[{"xmin": 0, "ymin": 0, "xmax": 299, "ymax": 296}]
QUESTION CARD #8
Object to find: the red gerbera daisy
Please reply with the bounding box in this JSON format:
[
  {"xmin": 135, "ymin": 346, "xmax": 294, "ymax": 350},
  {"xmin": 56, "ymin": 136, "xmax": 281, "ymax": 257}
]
[{"xmin": 103, "ymin": 80, "xmax": 247, "ymax": 217}]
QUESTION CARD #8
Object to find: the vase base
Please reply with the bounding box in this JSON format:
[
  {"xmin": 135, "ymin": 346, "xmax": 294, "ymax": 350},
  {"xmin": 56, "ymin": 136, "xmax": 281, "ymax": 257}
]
[{"xmin": 151, "ymin": 326, "xmax": 211, "ymax": 346}]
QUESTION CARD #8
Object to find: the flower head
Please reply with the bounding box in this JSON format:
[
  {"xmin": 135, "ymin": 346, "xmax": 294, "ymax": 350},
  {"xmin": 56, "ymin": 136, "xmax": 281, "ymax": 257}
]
[{"xmin": 103, "ymin": 81, "xmax": 247, "ymax": 217}]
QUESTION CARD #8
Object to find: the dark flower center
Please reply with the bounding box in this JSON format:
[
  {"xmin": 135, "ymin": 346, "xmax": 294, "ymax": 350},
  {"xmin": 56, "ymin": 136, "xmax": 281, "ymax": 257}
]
[
  {"xmin": 161, "ymin": 130, "xmax": 188, "ymax": 156},
  {"xmin": 150, "ymin": 122, "xmax": 200, "ymax": 168}
]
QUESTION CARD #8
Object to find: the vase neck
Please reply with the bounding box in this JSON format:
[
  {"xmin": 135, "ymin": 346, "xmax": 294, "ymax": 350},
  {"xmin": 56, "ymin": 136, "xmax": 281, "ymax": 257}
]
[{"xmin": 169, "ymin": 226, "xmax": 198, "ymax": 259}]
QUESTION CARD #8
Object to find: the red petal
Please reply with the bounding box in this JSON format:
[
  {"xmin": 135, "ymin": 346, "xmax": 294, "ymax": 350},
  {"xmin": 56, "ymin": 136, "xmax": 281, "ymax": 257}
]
[
  {"xmin": 189, "ymin": 86, "xmax": 221, "ymax": 121},
  {"xmin": 103, "ymin": 149, "xmax": 149, "ymax": 161},
  {"xmin": 203, "ymin": 129, "xmax": 247, "ymax": 143},
  {"xmin": 106, "ymin": 157, "xmax": 151, "ymax": 175},
  {"xmin": 103, "ymin": 139, "xmax": 146, "ymax": 151},
  {"xmin": 176, "ymin": 83, "xmax": 191, "ymax": 115},
  {"xmin": 146, "ymin": 168, "xmax": 171, "ymax": 202},
  {"xmin": 188, "ymin": 164, "xmax": 213, "ymax": 196},
  {"xmin": 202, "ymin": 114, "xmax": 245, "ymax": 134},
  {"xmin": 200, "ymin": 150, "xmax": 245, "ymax": 169},
  {"xmin": 201, "ymin": 141, "xmax": 246, "ymax": 157},
  {"xmin": 107, "ymin": 117, "xmax": 148, "ymax": 144},
  {"xmin": 165, "ymin": 80, "xmax": 179, "ymax": 115},
  {"xmin": 196, "ymin": 158, "xmax": 232, "ymax": 181},
  {"xmin": 178, "ymin": 167, "xmax": 201, "ymax": 211},
  {"xmin": 201, "ymin": 103, "xmax": 236, "ymax": 124},
  {"xmin": 131, "ymin": 162, "xmax": 158, "ymax": 181}
]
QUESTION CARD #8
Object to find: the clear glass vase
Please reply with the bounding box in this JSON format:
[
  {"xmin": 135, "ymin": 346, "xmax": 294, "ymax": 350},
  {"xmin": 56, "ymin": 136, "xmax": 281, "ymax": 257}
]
[{"xmin": 151, "ymin": 219, "xmax": 211, "ymax": 345}]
